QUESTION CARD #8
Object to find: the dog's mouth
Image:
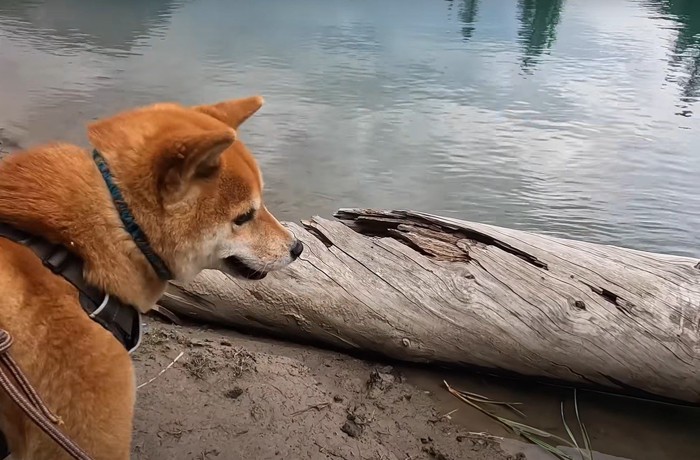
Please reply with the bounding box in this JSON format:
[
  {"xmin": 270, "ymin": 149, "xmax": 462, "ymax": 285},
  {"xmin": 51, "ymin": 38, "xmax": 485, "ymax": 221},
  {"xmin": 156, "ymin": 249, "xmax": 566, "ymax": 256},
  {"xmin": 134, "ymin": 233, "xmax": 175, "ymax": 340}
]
[{"xmin": 223, "ymin": 256, "xmax": 267, "ymax": 280}]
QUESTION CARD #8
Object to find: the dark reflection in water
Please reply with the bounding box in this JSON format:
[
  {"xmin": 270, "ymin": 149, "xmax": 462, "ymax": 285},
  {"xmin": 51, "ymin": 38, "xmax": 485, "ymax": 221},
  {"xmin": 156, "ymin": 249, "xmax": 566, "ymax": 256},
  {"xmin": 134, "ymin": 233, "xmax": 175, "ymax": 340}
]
[
  {"xmin": 458, "ymin": 0, "xmax": 480, "ymax": 41},
  {"xmin": 517, "ymin": 0, "xmax": 565, "ymax": 72},
  {"xmin": 646, "ymin": 0, "xmax": 700, "ymax": 115},
  {"xmin": 0, "ymin": 0, "xmax": 181, "ymax": 56}
]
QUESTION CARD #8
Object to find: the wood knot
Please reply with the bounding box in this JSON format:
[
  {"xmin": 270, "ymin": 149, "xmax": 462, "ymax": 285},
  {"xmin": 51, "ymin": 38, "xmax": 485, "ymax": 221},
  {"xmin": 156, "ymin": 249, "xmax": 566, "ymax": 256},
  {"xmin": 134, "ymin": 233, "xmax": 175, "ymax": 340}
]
[
  {"xmin": 574, "ymin": 300, "xmax": 586, "ymax": 310},
  {"xmin": 401, "ymin": 338, "xmax": 410, "ymax": 347}
]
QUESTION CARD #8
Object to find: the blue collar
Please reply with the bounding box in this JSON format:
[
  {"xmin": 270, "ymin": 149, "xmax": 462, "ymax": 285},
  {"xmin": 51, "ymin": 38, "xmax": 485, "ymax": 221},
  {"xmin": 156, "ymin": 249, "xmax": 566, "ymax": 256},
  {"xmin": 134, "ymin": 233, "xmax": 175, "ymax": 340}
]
[{"xmin": 92, "ymin": 149, "xmax": 173, "ymax": 281}]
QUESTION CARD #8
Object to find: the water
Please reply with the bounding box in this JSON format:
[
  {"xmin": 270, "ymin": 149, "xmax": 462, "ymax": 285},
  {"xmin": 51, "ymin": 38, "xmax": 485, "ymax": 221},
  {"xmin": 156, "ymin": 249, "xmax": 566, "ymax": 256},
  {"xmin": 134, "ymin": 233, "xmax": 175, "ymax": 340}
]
[
  {"xmin": 1, "ymin": 1, "xmax": 699, "ymax": 458},
  {"xmin": 0, "ymin": 0, "xmax": 699, "ymax": 258}
]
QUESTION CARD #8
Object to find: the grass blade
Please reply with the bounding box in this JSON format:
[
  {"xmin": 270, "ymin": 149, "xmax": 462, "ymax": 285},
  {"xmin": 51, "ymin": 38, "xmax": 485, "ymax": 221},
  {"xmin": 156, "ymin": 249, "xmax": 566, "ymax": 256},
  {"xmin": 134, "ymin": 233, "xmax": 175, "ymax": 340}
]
[
  {"xmin": 519, "ymin": 431, "xmax": 574, "ymax": 460},
  {"xmin": 500, "ymin": 419, "xmax": 574, "ymax": 447},
  {"xmin": 457, "ymin": 394, "xmax": 523, "ymax": 406},
  {"xmin": 561, "ymin": 401, "xmax": 580, "ymax": 452},
  {"xmin": 459, "ymin": 390, "xmax": 491, "ymax": 400},
  {"xmin": 455, "ymin": 392, "xmax": 526, "ymax": 418},
  {"xmin": 574, "ymin": 389, "xmax": 593, "ymax": 460},
  {"xmin": 505, "ymin": 403, "xmax": 527, "ymax": 418},
  {"xmin": 444, "ymin": 380, "xmax": 588, "ymax": 460}
]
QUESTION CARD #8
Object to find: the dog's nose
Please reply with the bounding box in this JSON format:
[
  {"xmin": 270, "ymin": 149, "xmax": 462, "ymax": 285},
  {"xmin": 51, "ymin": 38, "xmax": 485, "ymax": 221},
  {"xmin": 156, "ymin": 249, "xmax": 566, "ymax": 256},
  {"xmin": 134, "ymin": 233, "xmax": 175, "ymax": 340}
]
[{"xmin": 290, "ymin": 240, "xmax": 304, "ymax": 260}]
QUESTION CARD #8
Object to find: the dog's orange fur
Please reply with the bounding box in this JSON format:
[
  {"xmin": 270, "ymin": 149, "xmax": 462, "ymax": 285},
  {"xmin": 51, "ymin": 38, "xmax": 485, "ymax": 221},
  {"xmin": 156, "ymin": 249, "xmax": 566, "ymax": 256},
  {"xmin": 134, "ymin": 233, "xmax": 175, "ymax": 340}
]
[{"xmin": 0, "ymin": 96, "xmax": 299, "ymax": 459}]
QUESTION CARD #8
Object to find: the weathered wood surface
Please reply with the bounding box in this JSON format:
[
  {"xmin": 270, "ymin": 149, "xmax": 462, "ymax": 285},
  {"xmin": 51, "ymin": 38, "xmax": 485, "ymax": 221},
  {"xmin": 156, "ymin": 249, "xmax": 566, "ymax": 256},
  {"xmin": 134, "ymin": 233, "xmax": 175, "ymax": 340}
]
[{"xmin": 161, "ymin": 209, "xmax": 700, "ymax": 403}]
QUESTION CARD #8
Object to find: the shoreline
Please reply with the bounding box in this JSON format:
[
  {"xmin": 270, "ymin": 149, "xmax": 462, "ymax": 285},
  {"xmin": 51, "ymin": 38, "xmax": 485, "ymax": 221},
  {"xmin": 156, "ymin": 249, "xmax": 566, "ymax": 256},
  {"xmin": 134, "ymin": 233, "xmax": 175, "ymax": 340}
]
[{"xmin": 133, "ymin": 317, "xmax": 698, "ymax": 460}]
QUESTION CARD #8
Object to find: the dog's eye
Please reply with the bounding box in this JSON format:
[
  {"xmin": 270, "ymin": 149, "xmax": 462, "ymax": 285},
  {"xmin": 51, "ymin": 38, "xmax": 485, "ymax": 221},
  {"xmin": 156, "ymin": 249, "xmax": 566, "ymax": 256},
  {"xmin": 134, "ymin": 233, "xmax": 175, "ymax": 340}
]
[{"xmin": 233, "ymin": 209, "xmax": 256, "ymax": 226}]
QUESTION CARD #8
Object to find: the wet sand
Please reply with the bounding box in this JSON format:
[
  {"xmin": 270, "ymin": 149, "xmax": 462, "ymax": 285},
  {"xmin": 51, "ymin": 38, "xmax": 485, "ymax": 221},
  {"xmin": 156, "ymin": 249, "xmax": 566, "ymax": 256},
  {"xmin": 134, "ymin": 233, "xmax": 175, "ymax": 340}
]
[
  {"xmin": 133, "ymin": 317, "xmax": 700, "ymax": 460},
  {"xmin": 133, "ymin": 318, "xmax": 515, "ymax": 460}
]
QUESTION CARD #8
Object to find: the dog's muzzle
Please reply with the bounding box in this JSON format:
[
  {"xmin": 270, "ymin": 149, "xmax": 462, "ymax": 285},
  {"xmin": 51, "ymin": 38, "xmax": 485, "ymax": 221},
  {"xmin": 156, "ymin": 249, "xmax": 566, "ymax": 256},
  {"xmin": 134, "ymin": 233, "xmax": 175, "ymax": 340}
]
[{"xmin": 223, "ymin": 256, "xmax": 267, "ymax": 280}]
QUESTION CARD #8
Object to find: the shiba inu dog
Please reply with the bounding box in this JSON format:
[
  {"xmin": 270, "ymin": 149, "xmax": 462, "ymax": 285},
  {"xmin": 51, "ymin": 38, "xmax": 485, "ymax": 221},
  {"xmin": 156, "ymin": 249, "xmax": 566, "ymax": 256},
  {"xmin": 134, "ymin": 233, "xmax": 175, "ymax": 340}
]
[{"xmin": 0, "ymin": 96, "xmax": 302, "ymax": 459}]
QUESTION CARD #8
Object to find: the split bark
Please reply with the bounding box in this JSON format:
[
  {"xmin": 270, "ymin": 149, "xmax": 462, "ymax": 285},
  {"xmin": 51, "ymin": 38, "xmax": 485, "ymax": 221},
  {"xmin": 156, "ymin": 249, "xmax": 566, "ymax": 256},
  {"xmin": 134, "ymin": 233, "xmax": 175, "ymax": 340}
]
[{"xmin": 161, "ymin": 209, "xmax": 700, "ymax": 403}]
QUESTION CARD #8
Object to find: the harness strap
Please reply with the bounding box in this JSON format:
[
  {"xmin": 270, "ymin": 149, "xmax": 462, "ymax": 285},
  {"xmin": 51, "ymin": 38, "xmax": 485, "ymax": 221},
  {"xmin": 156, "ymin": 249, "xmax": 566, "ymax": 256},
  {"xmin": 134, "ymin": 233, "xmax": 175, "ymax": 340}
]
[
  {"xmin": 0, "ymin": 224, "xmax": 141, "ymax": 353},
  {"xmin": 0, "ymin": 330, "xmax": 93, "ymax": 460},
  {"xmin": 0, "ymin": 223, "xmax": 141, "ymax": 458}
]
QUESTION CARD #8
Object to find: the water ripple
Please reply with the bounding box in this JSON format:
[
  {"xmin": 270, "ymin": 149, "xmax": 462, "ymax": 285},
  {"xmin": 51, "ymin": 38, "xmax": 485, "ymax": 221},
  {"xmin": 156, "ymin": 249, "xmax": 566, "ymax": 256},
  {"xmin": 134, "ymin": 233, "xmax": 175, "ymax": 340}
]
[{"xmin": 0, "ymin": 0, "xmax": 698, "ymax": 260}]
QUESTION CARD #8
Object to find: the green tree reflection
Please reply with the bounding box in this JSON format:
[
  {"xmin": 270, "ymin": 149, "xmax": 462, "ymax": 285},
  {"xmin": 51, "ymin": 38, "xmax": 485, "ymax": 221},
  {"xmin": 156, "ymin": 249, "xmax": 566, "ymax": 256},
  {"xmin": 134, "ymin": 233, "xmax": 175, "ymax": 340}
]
[
  {"xmin": 517, "ymin": 0, "xmax": 565, "ymax": 73},
  {"xmin": 646, "ymin": 0, "xmax": 700, "ymax": 115},
  {"xmin": 458, "ymin": 0, "xmax": 480, "ymax": 41}
]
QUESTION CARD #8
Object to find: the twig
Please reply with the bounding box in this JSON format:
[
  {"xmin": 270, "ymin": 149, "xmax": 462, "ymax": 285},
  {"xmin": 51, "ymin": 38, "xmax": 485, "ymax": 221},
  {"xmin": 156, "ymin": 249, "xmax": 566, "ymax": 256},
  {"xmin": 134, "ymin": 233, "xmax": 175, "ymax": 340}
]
[
  {"xmin": 429, "ymin": 408, "xmax": 459, "ymax": 423},
  {"xmin": 313, "ymin": 440, "xmax": 351, "ymax": 460},
  {"xmin": 463, "ymin": 431, "xmax": 504, "ymax": 441},
  {"xmin": 137, "ymin": 351, "xmax": 184, "ymax": 389},
  {"xmin": 290, "ymin": 402, "xmax": 331, "ymax": 417},
  {"xmin": 267, "ymin": 383, "xmax": 288, "ymax": 399}
]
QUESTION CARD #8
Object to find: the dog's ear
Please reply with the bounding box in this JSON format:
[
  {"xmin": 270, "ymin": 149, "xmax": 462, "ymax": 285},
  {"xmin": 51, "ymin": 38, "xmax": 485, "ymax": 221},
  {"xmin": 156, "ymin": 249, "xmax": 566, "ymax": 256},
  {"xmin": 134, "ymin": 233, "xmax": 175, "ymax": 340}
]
[
  {"xmin": 159, "ymin": 129, "xmax": 237, "ymax": 200},
  {"xmin": 193, "ymin": 96, "xmax": 264, "ymax": 129}
]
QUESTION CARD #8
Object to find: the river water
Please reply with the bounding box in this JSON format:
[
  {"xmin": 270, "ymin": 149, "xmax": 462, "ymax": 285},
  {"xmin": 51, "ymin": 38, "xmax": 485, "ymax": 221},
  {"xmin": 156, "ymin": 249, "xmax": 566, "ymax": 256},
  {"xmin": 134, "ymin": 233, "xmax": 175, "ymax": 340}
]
[
  {"xmin": 0, "ymin": 0, "xmax": 698, "ymax": 257},
  {"xmin": 1, "ymin": 1, "xmax": 699, "ymax": 459}
]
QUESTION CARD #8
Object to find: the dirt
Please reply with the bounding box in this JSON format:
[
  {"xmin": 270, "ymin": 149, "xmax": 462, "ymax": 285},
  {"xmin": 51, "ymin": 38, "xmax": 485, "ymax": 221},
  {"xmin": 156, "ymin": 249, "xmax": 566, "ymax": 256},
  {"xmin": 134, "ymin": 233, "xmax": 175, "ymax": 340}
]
[{"xmin": 132, "ymin": 317, "xmax": 519, "ymax": 460}]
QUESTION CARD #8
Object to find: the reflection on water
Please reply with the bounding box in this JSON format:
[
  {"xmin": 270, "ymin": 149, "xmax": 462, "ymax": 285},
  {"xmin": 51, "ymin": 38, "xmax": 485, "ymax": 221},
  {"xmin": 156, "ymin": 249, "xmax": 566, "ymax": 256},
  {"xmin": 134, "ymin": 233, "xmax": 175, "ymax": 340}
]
[
  {"xmin": 0, "ymin": 2, "xmax": 697, "ymax": 256},
  {"xmin": 517, "ymin": 0, "xmax": 565, "ymax": 72},
  {"xmin": 0, "ymin": 1, "xmax": 698, "ymax": 255},
  {"xmin": 647, "ymin": 0, "xmax": 700, "ymax": 115},
  {"xmin": 457, "ymin": 0, "xmax": 480, "ymax": 41},
  {"xmin": 0, "ymin": 0, "xmax": 180, "ymax": 55}
]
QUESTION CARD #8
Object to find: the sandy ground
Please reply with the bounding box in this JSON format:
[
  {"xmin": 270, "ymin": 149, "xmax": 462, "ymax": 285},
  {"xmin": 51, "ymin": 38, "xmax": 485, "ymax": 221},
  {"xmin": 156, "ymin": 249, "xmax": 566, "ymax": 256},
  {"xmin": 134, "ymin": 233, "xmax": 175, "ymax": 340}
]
[{"xmin": 132, "ymin": 317, "xmax": 521, "ymax": 460}]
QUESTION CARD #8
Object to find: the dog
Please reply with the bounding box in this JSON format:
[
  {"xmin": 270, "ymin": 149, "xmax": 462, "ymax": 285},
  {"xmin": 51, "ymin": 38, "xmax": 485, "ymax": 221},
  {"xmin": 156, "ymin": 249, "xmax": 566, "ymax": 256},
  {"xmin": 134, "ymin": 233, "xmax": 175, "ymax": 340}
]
[{"xmin": 0, "ymin": 96, "xmax": 303, "ymax": 459}]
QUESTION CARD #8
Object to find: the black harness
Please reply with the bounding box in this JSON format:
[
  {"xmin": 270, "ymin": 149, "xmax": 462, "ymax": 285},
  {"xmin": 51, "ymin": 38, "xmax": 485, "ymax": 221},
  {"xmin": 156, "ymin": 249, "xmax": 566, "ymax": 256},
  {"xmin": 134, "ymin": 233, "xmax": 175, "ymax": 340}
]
[
  {"xmin": 0, "ymin": 148, "xmax": 165, "ymax": 459},
  {"xmin": 0, "ymin": 223, "xmax": 143, "ymax": 459},
  {"xmin": 0, "ymin": 223, "xmax": 142, "ymax": 352}
]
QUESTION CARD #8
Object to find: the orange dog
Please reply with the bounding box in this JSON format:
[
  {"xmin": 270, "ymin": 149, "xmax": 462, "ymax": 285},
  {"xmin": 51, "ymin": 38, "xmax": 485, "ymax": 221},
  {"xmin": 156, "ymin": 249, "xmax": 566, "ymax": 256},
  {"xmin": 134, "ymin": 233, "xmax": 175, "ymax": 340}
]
[{"xmin": 0, "ymin": 96, "xmax": 302, "ymax": 459}]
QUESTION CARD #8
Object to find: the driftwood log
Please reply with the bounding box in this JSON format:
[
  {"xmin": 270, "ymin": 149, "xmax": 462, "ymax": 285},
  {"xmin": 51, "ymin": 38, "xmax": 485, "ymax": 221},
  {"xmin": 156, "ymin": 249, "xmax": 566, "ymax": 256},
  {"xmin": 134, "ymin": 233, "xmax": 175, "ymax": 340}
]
[{"xmin": 161, "ymin": 209, "xmax": 700, "ymax": 403}]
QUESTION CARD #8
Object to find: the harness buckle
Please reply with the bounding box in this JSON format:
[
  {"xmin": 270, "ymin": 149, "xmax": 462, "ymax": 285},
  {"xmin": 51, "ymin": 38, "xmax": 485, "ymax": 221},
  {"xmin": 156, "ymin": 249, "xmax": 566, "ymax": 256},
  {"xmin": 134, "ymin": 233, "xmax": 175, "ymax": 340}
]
[{"xmin": 44, "ymin": 246, "xmax": 70, "ymax": 274}]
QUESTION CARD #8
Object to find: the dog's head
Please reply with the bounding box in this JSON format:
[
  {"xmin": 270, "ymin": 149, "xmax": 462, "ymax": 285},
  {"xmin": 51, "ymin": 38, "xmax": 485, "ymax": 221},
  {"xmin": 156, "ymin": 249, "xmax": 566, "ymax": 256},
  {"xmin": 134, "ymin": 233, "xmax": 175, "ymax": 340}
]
[{"xmin": 87, "ymin": 96, "xmax": 302, "ymax": 281}]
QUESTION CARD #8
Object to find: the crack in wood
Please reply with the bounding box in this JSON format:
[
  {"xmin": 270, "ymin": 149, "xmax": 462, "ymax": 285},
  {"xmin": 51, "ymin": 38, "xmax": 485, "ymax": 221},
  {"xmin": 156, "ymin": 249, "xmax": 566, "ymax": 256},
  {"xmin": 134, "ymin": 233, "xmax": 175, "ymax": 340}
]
[
  {"xmin": 386, "ymin": 228, "xmax": 436, "ymax": 258},
  {"xmin": 302, "ymin": 222, "xmax": 334, "ymax": 248},
  {"xmin": 450, "ymin": 225, "xmax": 549, "ymax": 270},
  {"xmin": 549, "ymin": 361, "xmax": 594, "ymax": 383},
  {"xmin": 335, "ymin": 209, "xmax": 548, "ymax": 269},
  {"xmin": 582, "ymin": 282, "xmax": 635, "ymax": 316}
]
